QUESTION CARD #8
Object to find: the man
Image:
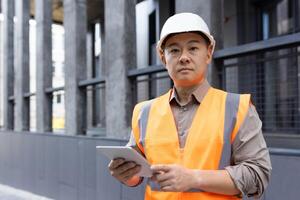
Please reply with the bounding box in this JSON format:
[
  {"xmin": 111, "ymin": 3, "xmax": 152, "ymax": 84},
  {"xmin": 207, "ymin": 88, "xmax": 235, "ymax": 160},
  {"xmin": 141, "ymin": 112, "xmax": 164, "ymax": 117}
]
[{"xmin": 109, "ymin": 13, "xmax": 271, "ymax": 199}]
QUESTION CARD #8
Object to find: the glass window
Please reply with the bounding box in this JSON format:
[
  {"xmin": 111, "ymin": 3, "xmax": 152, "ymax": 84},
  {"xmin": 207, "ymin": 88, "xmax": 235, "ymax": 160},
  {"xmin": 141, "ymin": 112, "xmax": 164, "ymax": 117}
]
[
  {"xmin": 224, "ymin": 46, "xmax": 300, "ymax": 134},
  {"xmin": 258, "ymin": 0, "xmax": 300, "ymax": 39},
  {"xmin": 225, "ymin": 0, "xmax": 300, "ymax": 46},
  {"xmin": 52, "ymin": 91, "xmax": 65, "ymax": 132},
  {"xmin": 254, "ymin": 0, "xmax": 299, "ymax": 40}
]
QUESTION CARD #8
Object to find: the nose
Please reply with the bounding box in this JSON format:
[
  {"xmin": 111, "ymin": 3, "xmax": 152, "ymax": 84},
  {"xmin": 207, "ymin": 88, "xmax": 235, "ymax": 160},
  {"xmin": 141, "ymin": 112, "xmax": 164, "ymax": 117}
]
[{"xmin": 179, "ymin": 49, "xmax": 190, "ymax": 65}]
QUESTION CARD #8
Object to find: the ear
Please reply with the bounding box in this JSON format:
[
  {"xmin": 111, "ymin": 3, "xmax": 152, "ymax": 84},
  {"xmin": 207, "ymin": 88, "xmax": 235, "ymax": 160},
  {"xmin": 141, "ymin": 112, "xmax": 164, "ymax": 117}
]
[
  {"xmin": 206, "ymin": 45, "xmax": 213, "ymax": 64},
  {"xmin": 160, "ymin": 53, "xmax": 166, "ymax": 65},
  {"xmin": 157, "ymin": 46, "xmax": 167, "ymax": 65}
]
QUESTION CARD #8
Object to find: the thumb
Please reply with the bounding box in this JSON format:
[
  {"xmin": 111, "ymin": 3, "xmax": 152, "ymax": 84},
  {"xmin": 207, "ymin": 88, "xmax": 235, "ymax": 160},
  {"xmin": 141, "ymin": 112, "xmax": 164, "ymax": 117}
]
[{"xmin": 151, "ymin": 164, "xmax": 170, "ymax": 173}]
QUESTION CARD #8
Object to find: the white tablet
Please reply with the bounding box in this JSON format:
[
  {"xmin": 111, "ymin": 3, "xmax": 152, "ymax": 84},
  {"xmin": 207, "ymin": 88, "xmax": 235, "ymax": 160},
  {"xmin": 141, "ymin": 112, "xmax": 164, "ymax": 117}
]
[{"xmin": 96, "ymin": 146, "xmax": 152, "ymax": 177}]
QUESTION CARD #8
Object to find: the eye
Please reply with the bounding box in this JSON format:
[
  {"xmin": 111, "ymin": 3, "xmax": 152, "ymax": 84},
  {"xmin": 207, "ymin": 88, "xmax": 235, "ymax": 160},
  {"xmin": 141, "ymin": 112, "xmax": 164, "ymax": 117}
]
[
  {"xmin": 189, "ymin": 47, "xmax": 198, "ymax": 51},
  {"xmin": 170, "ymin": 48, "xmax": 180, "ymax": 53}
]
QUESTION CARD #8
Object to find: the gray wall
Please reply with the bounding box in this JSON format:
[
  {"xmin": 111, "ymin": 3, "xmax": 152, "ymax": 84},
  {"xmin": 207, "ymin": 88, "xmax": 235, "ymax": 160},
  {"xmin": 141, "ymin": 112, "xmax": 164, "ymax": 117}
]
[
  {"xmin": 0, "ymin": 131, "xmax": 145, "ymax": 200},
  {"xmin": 0, "ymin": 131, "xmax": 300, "ymax": 200},
  {"xmin": 265, "ymin": 151, "xmax": 300, "ymax": 200}
]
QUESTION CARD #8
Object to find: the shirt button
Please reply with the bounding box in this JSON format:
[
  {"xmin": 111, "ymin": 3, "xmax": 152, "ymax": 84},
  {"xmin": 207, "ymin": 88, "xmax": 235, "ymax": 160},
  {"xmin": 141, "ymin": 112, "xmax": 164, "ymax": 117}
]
[{"xmin": 182, "ymin": 106, "xmax": 187, "ymax": 111}]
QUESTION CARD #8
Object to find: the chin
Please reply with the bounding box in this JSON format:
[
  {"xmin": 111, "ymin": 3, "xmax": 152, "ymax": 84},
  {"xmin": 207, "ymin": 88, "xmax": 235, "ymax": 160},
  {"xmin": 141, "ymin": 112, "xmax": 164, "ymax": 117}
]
[
  {"xmin": 175, "ymin": 80, "xmax": 196, "ymax": 87},
  {"xmin": 174, "ymin": 78, "xmax": 203, "ymax": 87}
]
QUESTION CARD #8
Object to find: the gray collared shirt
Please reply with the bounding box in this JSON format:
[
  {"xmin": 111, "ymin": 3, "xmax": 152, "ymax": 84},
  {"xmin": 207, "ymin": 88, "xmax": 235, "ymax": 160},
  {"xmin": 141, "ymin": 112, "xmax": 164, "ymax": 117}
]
[{"xmin": 127, "ymin": 80, "xmax": 272, "ymax": 198}]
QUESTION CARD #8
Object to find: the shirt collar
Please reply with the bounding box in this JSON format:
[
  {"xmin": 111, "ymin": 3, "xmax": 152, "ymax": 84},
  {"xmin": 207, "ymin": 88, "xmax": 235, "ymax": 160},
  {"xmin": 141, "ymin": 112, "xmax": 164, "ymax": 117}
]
[{"xmin": 169, "ymin": 79, "xmax": 211, "ymax": 105}]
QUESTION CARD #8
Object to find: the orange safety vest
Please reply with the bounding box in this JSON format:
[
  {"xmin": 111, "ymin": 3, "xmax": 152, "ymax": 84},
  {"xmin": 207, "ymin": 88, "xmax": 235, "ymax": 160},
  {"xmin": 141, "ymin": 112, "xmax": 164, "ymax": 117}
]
[{"xmin": 132, "ymin": 87, "xmax": 250, "ymax": 200}]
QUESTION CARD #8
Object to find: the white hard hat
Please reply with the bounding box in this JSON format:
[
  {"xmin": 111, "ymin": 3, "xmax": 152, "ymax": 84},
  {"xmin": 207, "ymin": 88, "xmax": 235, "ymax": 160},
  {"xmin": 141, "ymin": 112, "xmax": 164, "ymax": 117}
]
[{"xmin": 157, "ymin": 13, "xmax": 215, "ymax": 52}]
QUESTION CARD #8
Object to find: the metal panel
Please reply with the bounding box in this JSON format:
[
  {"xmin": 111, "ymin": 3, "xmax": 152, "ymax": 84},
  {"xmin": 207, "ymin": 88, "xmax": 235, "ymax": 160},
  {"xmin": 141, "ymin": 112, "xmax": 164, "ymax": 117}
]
[
  {"xmin": 265, "ymin": 135, "xmax": 300, "ymax": 149},
  {"xmin": 214, "ymin": 32, "xmax": 300, "ymax": 59},
  {"xmin": 96, "ymin": 140, "xmax": 123, "ymax": 200},
  {"xmin": 58, "ymin": 137, "xmax": 79, "ymax": 200},
  {"xmin": 0, "ymin": 132, "xmax": 138, "ymax": 200},
  {"xmin": 78, "ymin": 139, "xmax": 87, "ymax": 200},
  {"xmin": 265, "ymin": 155, "xmax": 300, "ymax": 200},
  {"xmin": 78, "ymin": 77, "xmax": 105, "ymax": 87},
  {"xmin": 45, "ymin": 136, "xmax": 60, "ymax": 199},
  {"xmin": 121, "ymin": 181, "xmax": 146, "ymax": 200},
  {"xmin": 59, "ymin": 184, "xmax": 77, "ymax": 200},
  {"xmin": 0, "ymin": 133, "xmax": 11, "ymax": 185},
  {"xmin": 34, "ymin": 134, "xmax": 48, "ymax": 197},
  {"xmin": 2, "ymin": 132, "xmax": 299, "ymax": 199},
  {"xmin": 22, "ymin": 134, "xmax": 37, "ymax": 192},
  {"xmin": 127, "ymin": 65, "xmax": 165, "ymax": 77},
  {"xmin": 78, "ymin": 139, "xmax": 97, "ymax": 200},
  {"xmin": 11, "ymin": 133, "xmax": 24, "ymax": 189}
]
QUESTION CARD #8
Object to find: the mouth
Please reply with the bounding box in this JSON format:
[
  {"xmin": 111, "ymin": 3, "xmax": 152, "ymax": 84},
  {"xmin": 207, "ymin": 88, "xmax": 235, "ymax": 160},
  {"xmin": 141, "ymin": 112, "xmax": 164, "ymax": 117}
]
[{"xmin": 178, "ymin": 68, "xmax": 193, "ymax": 73}]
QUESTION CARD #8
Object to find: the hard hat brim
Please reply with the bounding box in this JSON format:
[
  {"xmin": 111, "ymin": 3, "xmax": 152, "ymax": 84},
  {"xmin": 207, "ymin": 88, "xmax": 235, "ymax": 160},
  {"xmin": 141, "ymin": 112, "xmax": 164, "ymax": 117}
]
[{"xmin": 157, "ymin": 30, "xmax": 215, "ymax": 53}]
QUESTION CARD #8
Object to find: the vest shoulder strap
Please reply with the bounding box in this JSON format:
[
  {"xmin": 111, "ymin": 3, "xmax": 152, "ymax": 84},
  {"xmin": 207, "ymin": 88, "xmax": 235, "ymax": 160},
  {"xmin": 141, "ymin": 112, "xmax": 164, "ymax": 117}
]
[
  {"xmin": 131, "ymin": 91, "xmax": 171, "ymax": 153},
  {"xmin": 131, "ymin": 100, "xmax": 154, "ymax": 154},
  {"xmin": 231, "ymin": 94, "xmax": 251, "ymax": 142}
]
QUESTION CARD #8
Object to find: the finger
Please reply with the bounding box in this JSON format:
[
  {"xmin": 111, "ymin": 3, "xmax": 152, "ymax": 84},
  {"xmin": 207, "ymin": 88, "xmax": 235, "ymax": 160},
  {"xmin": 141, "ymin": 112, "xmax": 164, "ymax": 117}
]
[
  {"xmin": 108, "ymin": 158, "xmax": 125, "ymax": 169},
  {"xmin": 121, "ymin": 164, "xmax": 140, "ymax": 177},
  {"xmin": 118, "ymin": 164, "xmax": 140, "ymax": 181},
  {"xmin": 155, "ymin": 171, "xmax": 173, "ymax": 183},
  {"xmin": 115, "ymin": 161, "xmax": 137, "ymax": 176},
  {"xmin": 161, "ymin": 186, "xmax": 174, "ymax": 192},
  {"xmin": 110, "ymin": 161, "xmax": 135, "ymax": 178},
  {"xmin": 121, "ymin": 165, "xmax": 141, "ymax": 181},
  {"xmin": 151, "ymin": 165, "xmax": 170, "ymax": 173},
  {"xmin": 158, "ymin": 179, "xmax": 173, "ymax": 188}
]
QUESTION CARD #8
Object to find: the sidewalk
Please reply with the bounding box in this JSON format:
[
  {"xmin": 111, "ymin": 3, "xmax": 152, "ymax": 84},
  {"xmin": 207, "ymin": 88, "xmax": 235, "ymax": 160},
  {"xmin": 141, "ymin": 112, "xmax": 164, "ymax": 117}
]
[{"xmin": 0, "ymin": 184, "xmax": 53, "ymax": 200}]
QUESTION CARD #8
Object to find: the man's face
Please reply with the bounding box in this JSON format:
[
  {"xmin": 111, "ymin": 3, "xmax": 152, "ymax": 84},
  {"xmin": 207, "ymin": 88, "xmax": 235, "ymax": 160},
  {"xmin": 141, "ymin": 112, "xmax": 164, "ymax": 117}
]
[{"xmin": 162, "ymin": 32, "xmax": 213, "ymax": 87}]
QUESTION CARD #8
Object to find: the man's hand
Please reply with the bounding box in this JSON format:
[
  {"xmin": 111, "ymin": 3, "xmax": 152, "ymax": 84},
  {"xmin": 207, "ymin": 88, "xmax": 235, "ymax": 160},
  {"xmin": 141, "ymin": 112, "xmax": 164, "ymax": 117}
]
[
  {"xmin": 153, "ymin": 164, "xmax": 241, "ymax": 195},
  {"xmin": 151, "ymin": 164, "xmax": 198, "ymax": 192},
  {"xmin": 108, "ymin": 158, "xmax": 141, "ymax": 185}
]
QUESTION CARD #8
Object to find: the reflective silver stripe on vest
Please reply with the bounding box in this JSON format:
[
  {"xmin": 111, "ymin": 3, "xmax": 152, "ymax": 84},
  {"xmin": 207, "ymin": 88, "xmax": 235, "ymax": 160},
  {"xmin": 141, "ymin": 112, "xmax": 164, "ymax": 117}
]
[
  {"xmin": 138, "ymin": 100, "xmax": 153, "ymax": 150},
  {"xmin": 218, "ymin": 93, "xmax": 240, "ymax": 169}
]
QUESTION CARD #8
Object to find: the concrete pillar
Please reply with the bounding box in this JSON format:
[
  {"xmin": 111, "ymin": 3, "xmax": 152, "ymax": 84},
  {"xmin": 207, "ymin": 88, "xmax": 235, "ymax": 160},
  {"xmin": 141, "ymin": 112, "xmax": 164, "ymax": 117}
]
[
  {"xmin": 1, "ymin": 0, "xmax": 14, "ymax": 130},
  {"xmin": 175, "ymin": 0, "xmax": 224, "ymax": 88},
  {"xmin": 14, "ymin": 0, "xmax": 30, "ymax": 131},
  {"xmin": 98, "ymin": 23, "xmax": 105, "ymax": 127},
  {"xmin": 86, "ymin": 24, "xmax": 95, "ymax": 128},
  {"xmin": 64, "ymin": 0, "xmax": 87, "ymax": 135},
  {"xmin": 104, "ymin": 0, "xmax": 136, "ymax": 138},
  {"xmin": 35, "ymin": 0, "xmax": 52, "ymax": 132}
]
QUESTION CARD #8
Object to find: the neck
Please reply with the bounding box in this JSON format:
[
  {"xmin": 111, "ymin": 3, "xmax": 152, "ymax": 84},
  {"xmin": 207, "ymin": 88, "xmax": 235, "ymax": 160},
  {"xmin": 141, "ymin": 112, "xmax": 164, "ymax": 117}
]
[{"xmin": 174, "ymin": 79, "xmax": 206, "ymax": 105}]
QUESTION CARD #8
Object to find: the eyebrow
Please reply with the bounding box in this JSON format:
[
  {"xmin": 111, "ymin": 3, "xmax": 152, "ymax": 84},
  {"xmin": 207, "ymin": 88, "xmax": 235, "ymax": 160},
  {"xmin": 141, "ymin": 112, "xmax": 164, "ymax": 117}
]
[
  {"xmin": 187, "ymin": 40, "xmax": 202, "ymax": 44},
  {"xmin": 165, "ymin": 40, "xmax": 202, "ymax": 48}
]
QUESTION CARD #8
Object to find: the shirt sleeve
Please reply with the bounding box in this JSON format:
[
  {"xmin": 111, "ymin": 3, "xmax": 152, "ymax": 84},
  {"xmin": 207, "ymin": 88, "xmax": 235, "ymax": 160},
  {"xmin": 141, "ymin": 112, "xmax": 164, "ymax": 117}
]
[
  {"xmin": 126, "ymin": 131, "xmax": 145, "ymax": 156},
  {"xmin": 225, "ymin": 105, "xmax": 272, "ymax": 198},
  {"xmin": 126, "ymin": 131, "xmax": 137, "ymax": 147}
]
